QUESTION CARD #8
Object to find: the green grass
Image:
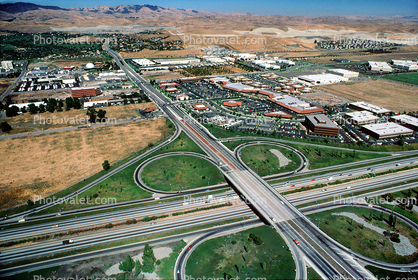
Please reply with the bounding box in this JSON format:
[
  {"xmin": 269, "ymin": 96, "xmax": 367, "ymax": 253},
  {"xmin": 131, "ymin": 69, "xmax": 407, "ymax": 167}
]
[
  {"xmin": 142, "ymin": 155, "xmax": 225, "ymax": 191},
  {"xmin": 382, "ymin": 72, "xmax": 418, "ymax": 86},
  {"xmin": 240, "ymin": 144, "xmax": 301, "ymax": 176},
  {"xmin": 366, "ymin": 265, "xmax": 418, "ymax": 280},
  {"xmin": 366, "ymin": 187, "xmax": 418, "ymax": 224},
  {"xmin": 307, "ymin": 267, "xmax": 322, "ymax": 280},
  {"xmin": 186, "ymin": 225, "xmax": 296, "ymax": 280},
  {"xmin": 308, "ymin": 206, "xmax": 418, "ymax": 264},
  {"xmin": 273, "ymin": 143, "xmax": 387, "ymax": 170},
  {"xmin": 2, "ymin": 266, "xmax": 60, "ymax": 280},
  {"xmin": 226, "ymin": 139, "xmax": 387, "ymax": 172},
  {"xmin": 33, "ymin": 130, "xmax": 205, "ymax": 215},
  {"xmin": 156, "ymin": 240, "xmax": 187, "ymax": 279}
]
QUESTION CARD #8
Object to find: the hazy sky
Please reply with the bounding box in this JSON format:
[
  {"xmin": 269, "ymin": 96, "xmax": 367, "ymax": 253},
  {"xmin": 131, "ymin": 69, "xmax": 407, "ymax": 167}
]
[{"xmin": 3, "ymin": 0, "xmax": 418, "ymax": 16}]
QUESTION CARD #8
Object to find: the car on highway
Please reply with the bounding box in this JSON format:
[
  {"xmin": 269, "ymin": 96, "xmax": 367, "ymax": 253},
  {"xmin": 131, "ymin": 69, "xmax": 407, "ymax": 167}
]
[
  {"xmin": 346, "ymin": 186, "xmax": 351, "ymax": 189},
  {"xmin": 18, "ymin": 219, "xmax": 25, "ymax": 223},
  {"xmin": 150, "ymin": 222, "xmax": 157, "ymax": 225},
  {"xmin": 52, "ymin": 224, "xmax": 59, "ymax": 228},
  {"xmin": 311, "ymin": 179, "xmax": 316, "ymax": 181},
  {"xmin": 188, "ymin": 245, "xmax": 192, "ymax": 250},
  {"xmin": 291, "ymin": 185, "xmax": 295, "ymax": 188},
  {"xmin": 293, "ymin": 239, "xmax": 300, "ymax": 245},
  {"xmin": 396, "ymin": 163, "xmax": 401, "ymax": 166},
  {"xmin": 62, "ymin": 239, "xmax": 74, "ymax": 245}
]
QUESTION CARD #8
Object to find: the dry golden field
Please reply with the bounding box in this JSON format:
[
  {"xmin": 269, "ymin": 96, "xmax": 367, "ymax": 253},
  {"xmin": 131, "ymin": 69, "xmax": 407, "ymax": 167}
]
[
  {"xmin": 318, "ymin": 79, "xmax": 418, "ymax": 112},
  {"xmin": 1, "ymin": 102, "xmax": 153, "ymax": 136},
  {"xmin": 0, "ymin": 80, "xmax": 13, "ymax": 96},
  {"xmin": 0, "ymin": 117, "xmax": 168, "ymax": 210}
]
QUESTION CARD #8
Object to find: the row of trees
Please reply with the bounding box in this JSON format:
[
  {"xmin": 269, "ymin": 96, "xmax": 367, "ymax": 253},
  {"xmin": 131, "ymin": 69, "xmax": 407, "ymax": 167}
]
[{"xmin": 3, "ymin": 97, "xmax": 83, "ymax": 118}]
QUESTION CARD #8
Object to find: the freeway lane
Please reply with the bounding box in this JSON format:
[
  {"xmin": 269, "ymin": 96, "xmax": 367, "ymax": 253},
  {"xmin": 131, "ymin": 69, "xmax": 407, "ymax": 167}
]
[{"xmin": 0, "ymin": 207, "xmax": 254, "ymax": 264}]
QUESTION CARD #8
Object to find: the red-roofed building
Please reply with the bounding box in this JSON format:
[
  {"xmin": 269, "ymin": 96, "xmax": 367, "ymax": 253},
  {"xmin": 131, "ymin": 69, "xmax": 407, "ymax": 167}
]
[
  {"xmin": 71, "ymin": 87, "xmax": 101, "ymax": 98},
  {"xmin": 192, "ymin": 103, "xmax": 209, "ymax": 111},
  {"xmin": 223, "ymin": 100, "xmax": 242, "ymax": 107},
  {"xmin": 145, "ymin": 106, "xmax": 158, "ymax": 113},
  {"xmin": 159, "ymin": 82, "xmax": 179, "ymax": 88},
  {"xmin": 179, "ymin": 77, "xmax": 200, "ymax": 82},
  {"xmin": 166, "ymin": 87, "xmax": 179, "ymax": 92},
  {"xmin": 264, "ymin": 112, "xmax": 292, "ymax": 118}
]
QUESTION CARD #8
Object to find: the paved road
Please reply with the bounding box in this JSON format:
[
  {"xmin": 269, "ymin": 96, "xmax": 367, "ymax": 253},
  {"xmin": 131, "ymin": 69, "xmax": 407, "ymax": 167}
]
[{"xmin": 0, "ymin": 61, "xmax": 27, "ymax": 102}]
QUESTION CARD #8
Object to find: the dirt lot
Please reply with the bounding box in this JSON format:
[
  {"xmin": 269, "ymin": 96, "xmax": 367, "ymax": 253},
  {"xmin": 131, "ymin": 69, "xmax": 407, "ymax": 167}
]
[
  {"xmin": 141, "ymin": 70, "xmax": 185, "ymax": 81},
  {"xmin": 317, "ymin": 79, "xmax": 418, "ymax": 112},
  {"xmin": 306, "ymin": 46, "xmax": 418, "ymax": 64},
  {"xmin": 0, "ymin": 117, "xmax": 168, "ymax": 210},
  {"xmin": 1, "ymin": 102, "xmax": 154, "ymax": 136},
  {"xmin": 303, "ymin": 91, "xmax": 352, "ymax": 105},
  {"xmin": 120, "ymin": 48, "xmax": 204, "ymax": 58},
  {"xmin": 10, "ymin": 89, "xmax": 72, "ymax": 103}
]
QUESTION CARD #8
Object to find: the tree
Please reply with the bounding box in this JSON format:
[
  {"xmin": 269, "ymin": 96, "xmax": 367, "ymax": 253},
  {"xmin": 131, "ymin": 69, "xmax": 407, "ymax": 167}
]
[
  {"xmin": 6, "ymin": 106, "xmax": 19, "ymax": 117},
  {"xmin": 119, "ymin": 254, "xmax": 135, "ymax": 272},
  {"xmin": 86, "ymin": 107, "xmax": 97, "ymax": 123},
  {"xmin": 39, "ymin": 104, "xmax": 46, "ymax": 113},
  {"xmin": 65, "ymin": 97, "xmax": 74, "ymax": 109},
  {"xmin": 73, "ymin": 98, "xmax": 82, "ymax": 109},
  {"xmin": 134, "ymin": 260, "xmax": 142, "ymax": 276},
  {"xmin": 28, "ymin": 103, "xmax": 39, "ymax": 114},
  {"xmin": 27, "ymin": 199, "xmax": 34, "ymax": 206},
  {"xmin": 102, "ymin": 160, "xmax": 110, "ymax": 171},
  {"xmin": 21, "ymin": 106, "xmax": 27, "ymax": 113},
  {"xmin": 58, "ymin": 100, "xmax": 64, "ymax": 108},
  {"xmin": 0, "ymin": 102, "xmax": 3, "ymax": 110},
  {"xmin": 0, "ymin": 121, "xmax": 12, "ymax": 132},
  {"xmin": 97, "ymin": 109, "xmax": 106, "ymax": 122},
  {"xmin": 142, "ymin": 243, "xmax": 156, "ymax": 273}
]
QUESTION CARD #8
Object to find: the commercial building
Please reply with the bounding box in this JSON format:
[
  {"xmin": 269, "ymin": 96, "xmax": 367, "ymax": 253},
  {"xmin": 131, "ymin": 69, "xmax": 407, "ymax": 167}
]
[
  {"xmin": 71, "ymin": 87, "xmax": 101, "ymax": 98},
  {"xmin": 234, "ymin": 53, "xmax": 257, "ymax": 60},
  {"xmin": 83, "ymin": 100, "xmax": 108, "ymax": 108},
  {"xmin": 298, "ymin": 74, "xmax": 348, "ymax": 85},
  {"xmin": 132, "ymin": 59, "xmax": 155, "ymax": 67},
  {"xmin": 223, "ymin": 101, "xmax": 242, "ymax": 107},
  {"xmin": 368, "ymin": 61, "xmax": 392, "ymax": 73},
  {"xmin": 276, "ymin": 59, "xmax": 295, "ymax": 66},
  {"xmin": 1, "ymin": 61, "xmax": 13, "ymax": 69},
  {"xmin": 349, "ymin": 102, "xmax": 391, "ymax": 115},
  {"xmin": 267, "ymin": 95, "xmax": 325, "ymax": 116},
  {"xmin": 361, "ymin": 122, "xmax": 413, "ymax": 139},
  {"xmin": 390, "ymin": 115, "xmax": 418, "ymax": 131},
  {"xmin": 305, "ymin": 114, "xmax": 340, "ymax": 137},
  {"xmin": 153, "ymin": 58, "xmax": 200, "ymax": 66},
  {"xmin": 12, "ymin": 101, "xmax": 46, "ymax": 110},
  {"xmin": 264, "ymin": 111, "xmax": 292, "ymax": 119},
  {"xmin": 326, "ymin": 69, "xmax": 359, "ymax": 78},
  {"xmin": 345, "ymin": 111, "xmax": 380, "ymax": 125},
  {"xmin": 192, "ymin": 103, "xmax": 209, "ymax": 111},
  {"xmin": 391, "ymin": 60, "xmax": 418, "ymax": 71},
  {"xmin": 176, "ymin": 94, "xmax": 189, "ymax": 101}
]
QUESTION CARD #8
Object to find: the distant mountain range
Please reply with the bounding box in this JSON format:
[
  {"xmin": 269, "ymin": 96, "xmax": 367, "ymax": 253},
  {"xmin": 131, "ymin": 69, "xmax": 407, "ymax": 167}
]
[
  {"xmin": 0, "ymin": 2, "xmax": 213, "ymax": 21},
  {"xmin": 0, "ymin": 2, "xmax": 417, "ymax": 34}
]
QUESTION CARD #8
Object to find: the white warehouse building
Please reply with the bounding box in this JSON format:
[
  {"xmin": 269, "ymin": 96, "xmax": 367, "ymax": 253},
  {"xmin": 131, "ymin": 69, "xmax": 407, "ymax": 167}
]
[
  {"xmin": 368, "ymin": 61, "xmax": 392, "ymax": 73},
  {"xmin": 298, "ymin": 73, "xmax": 348, "ymax": 85},
  {"xmin": 326, "ymin": 69, "xmax": 359, "ymax": 78}
]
